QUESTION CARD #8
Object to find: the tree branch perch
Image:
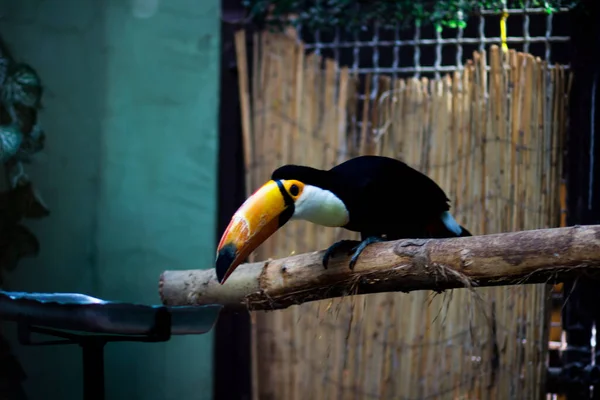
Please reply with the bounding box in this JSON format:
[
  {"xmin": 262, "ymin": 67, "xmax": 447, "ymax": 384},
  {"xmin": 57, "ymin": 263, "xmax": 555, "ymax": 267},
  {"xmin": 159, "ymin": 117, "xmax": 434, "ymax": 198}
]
[{"xmin": 159, "ymin": 225, "xmax": 600, "ymax": 311}]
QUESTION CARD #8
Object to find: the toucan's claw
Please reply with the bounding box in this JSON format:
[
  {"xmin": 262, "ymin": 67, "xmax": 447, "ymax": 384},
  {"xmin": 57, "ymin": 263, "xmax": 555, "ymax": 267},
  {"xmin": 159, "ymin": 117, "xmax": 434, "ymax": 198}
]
[
  {"xmin": 322, "ymin": 239, "xmax": 360, "ymax": 269},
  {"xmin": 348, "ymin": 236, "xmax": 387, "ymax": 270}
]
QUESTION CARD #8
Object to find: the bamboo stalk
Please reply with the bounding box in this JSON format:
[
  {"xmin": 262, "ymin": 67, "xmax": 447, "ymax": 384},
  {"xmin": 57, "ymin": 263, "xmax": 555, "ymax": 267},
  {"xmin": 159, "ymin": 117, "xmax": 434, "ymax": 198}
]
[
  {"xmin": 234, "ymin": 30, "xmax": 254, "ymax": 193},
  {"xmin": 289, "ymin": 39, "xmax": 305, "ymax": 400},
  {"xmin": 324, "ymin": 60, "xmax": 337, "ymax": 168},
  {"xmin": 360, "ymin": 75, "xmax": 372, "ymax": 155}
]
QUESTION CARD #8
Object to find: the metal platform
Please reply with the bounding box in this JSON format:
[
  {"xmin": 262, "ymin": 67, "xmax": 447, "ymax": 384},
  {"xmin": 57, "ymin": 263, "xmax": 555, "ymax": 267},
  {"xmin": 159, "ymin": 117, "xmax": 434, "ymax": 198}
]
[{"xmin": 0, "ymin": 290, "xmax": 222, "ymax": 400}]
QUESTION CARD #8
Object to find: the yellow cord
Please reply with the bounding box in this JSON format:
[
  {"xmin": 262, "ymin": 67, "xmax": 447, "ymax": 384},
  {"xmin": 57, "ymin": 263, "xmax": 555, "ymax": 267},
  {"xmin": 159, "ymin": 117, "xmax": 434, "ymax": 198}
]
[{"xmin": 500, "ymin": 10, "xmax": 509, "ymax": 52}]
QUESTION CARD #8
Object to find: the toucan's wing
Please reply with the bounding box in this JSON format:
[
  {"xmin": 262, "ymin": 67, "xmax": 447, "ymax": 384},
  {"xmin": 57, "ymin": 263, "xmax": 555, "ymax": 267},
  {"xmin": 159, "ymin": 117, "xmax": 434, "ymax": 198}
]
[{"xmin": 330, "ymin": 156, "xmax": 450, "ymax": 211}]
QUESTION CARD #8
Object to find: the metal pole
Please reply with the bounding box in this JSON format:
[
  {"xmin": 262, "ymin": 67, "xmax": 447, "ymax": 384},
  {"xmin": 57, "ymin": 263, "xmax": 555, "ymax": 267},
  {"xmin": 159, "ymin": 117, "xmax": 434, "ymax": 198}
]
[{"xmin": 81, "ymin": 340, "xmax": 106, "ymax": 400}]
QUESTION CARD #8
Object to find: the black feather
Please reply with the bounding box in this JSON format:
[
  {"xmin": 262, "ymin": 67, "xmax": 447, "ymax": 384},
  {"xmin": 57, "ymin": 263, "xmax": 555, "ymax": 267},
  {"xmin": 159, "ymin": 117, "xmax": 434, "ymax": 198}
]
[{"xmin": 273, "ymin": 155, "xmax": 460, "ymax": 238}]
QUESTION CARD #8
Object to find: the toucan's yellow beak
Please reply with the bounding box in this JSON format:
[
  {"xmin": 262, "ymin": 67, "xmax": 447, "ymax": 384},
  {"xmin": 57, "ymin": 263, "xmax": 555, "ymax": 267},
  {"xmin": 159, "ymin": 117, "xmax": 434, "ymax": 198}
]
[{"xmin": 215, "ymin": 180, "xmax": 293, "ymax": 284}]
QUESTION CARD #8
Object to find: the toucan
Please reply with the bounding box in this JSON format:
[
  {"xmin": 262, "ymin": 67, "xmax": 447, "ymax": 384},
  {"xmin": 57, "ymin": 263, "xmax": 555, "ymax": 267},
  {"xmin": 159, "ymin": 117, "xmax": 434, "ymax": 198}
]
[{"xmin": 215, "ymin": 155, "xmax": 471, "ymax": 284}]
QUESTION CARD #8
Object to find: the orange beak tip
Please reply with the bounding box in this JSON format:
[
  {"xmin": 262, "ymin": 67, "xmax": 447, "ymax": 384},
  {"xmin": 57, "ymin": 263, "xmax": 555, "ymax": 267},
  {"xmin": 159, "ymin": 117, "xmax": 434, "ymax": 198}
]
[{"xmin": 215, "ymin": 243, "xmax": 238, "ymax": 284}]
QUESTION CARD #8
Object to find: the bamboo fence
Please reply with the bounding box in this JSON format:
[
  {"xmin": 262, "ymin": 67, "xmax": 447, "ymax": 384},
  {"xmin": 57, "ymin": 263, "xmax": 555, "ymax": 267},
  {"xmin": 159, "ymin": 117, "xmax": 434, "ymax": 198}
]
[{"xmin": 234, "ymin": 28, "xmax": 571, "ymax": 400}]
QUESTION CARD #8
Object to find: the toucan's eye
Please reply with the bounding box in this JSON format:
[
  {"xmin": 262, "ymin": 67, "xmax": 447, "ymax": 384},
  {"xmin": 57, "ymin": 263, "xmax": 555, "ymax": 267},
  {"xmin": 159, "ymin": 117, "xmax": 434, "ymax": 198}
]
[
  {"xmin": 283, "ymin": 180, "xmax": 303, "ymax": 198},
  {"xmin": 289, "ymin": 184, "xmax": 299, "ymax": 196}
]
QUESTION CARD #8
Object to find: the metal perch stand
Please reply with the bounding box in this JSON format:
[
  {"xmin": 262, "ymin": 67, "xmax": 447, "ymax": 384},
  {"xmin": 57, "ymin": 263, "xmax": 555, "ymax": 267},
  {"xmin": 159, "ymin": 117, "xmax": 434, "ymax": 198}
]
[{"xmin": 0, "ymin": 290, "xmax": 222, "ymax": 400}]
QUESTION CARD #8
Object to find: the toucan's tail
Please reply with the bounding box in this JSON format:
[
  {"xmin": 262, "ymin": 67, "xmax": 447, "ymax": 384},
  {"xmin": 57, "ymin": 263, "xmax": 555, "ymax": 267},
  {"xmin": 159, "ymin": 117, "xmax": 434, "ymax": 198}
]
[
  {"xmin": 438, "ymin": 211, "xmax": 472, "ymax": 238},
  {"xmin": 425, "ymin": 213, "xmax": 472, "ymax": 239},
  {"xmin": 459, "ymin": 225, "xmax": 472, "ymax": 237}
]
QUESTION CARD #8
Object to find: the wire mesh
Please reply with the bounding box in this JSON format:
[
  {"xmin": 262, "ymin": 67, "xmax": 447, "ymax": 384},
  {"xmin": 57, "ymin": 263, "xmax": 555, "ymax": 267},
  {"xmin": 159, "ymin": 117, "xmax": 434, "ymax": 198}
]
[
  {"xmin": 297, "ymin": 6, "xmax": 571, "ymax": 81},
  {"xmin": 296, "ymin": 5, "xmax": 571, "ymax": 167}
]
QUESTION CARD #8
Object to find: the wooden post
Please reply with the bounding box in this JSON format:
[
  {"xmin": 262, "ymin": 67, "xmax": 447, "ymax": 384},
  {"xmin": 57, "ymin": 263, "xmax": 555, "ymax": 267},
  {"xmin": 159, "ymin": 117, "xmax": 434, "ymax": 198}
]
[{"xmin": 215, "ymin": 1, "xmax": 252, "ymax": 399}]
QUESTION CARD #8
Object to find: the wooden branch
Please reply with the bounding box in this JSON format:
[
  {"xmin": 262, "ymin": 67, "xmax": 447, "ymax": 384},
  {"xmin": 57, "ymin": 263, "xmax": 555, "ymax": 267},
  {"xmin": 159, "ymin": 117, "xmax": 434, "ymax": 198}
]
[{"xmin": 159, "ymin": 225, "xmax": 600, "ymax": 311}]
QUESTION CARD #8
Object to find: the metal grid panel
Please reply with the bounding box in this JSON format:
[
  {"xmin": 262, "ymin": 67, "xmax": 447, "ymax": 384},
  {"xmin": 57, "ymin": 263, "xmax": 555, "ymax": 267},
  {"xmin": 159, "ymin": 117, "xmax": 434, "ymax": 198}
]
[
  {"xmin": 295, "ymin": 4, "xmax": 571, "ymax": 139},
  {"xmin": 297, "ymin": 6, "xmax": 570, "ymax": 82}
]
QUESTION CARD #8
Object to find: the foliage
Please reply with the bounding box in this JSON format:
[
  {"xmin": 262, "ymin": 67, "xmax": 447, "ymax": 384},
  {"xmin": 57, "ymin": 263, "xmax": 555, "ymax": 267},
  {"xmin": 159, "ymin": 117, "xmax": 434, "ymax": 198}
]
[
  {"xmin": 242, "ymin": 0, "xmax": 581, "ymax": 32},
  {"xmin": 0, "ymin": 37, "xmax": 49, "ymax": 285},
  {"xmin": 0, "ymin": 36, "xmax": 47, "ymax": 399}
]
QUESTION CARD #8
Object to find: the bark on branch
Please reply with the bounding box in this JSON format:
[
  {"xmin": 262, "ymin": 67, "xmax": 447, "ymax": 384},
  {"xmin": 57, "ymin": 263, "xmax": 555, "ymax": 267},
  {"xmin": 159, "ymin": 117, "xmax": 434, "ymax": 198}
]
[{"xmin": 159, "ymin": 225, "xmax": 600, "ymax": 311}]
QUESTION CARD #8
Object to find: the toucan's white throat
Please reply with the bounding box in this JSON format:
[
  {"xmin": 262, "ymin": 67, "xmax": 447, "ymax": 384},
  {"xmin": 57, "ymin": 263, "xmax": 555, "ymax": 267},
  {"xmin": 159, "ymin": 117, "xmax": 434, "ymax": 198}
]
[{"xmin": 292, "ymin": 184, "xmax": 349, "ymax": 227}]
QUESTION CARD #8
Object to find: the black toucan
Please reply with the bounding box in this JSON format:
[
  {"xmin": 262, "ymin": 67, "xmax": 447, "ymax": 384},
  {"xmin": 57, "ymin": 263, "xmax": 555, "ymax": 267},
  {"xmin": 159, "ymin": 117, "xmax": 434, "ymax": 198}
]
[{"xmin": 215, "ymin": 155, "xmax": 471, "ymax": 284}]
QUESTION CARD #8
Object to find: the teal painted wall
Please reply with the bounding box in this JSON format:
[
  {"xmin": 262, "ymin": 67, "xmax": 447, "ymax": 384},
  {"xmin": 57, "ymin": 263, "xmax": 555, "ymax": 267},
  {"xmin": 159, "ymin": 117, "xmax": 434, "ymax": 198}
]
[{"xmin": 0, "ymin": 0, "xmax": 220, "ymax": 399}]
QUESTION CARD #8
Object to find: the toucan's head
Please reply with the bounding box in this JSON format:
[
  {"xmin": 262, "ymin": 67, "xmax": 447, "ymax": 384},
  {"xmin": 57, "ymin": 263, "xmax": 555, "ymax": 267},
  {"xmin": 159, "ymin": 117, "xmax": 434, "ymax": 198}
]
[{"xmin": 215, "ymin": 165, "xmax": 349, "ymax": 284}]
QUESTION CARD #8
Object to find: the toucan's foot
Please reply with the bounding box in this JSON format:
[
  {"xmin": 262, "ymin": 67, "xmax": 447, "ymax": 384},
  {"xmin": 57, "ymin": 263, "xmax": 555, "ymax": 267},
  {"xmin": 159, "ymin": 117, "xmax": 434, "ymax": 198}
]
[
  {"xmin": 348, "ymin": 236, "xmax": 387, "ymax": 270},
  {"xmin": 322, "ymin": 239, "xmax": 360, "ymax": 269}
]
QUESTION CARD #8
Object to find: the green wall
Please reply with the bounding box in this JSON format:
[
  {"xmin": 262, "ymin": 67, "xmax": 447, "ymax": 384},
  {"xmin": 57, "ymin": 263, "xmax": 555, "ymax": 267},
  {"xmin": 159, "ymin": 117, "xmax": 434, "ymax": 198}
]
[{"xmin": 0, "ymin": 0, "xmax": 220, "ymax": 398}]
